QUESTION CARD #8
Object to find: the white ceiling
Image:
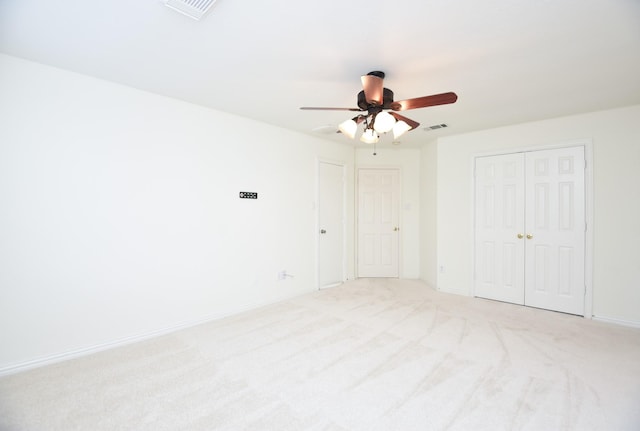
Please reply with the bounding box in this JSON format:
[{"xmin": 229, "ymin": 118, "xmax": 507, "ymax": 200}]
[{"xmin": 1, "ymin": 0, "xmax": 639, "ymax": 148}]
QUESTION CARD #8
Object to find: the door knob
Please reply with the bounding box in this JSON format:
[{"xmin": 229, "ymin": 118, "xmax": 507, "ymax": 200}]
[
  {"xmin": 517, "ymin": 233, "xmax": 524, "ymax": 239},
  {"xmin": 393, "ymin": 227, "xmax": 399, "ymax": 231},
  {"xmin": 526, "ymin": 234, "xmax": 533, "ymax": 239},
  {"xmin": 320, "ymin": 229, "xmax": 326, "ymax": 234}
]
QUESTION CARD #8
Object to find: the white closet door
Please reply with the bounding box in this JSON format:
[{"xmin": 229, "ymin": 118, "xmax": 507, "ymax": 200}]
[
  {"xmin": 474, "ymin": 153, "xmax": 526, "ymax": 304},
  {"xmin": 524, "ymin": 146, "xmax": 585, "ymax": 315},
  {"xmin": 474, "ymin": 146, "xmax": 586, "ymax": 315}
]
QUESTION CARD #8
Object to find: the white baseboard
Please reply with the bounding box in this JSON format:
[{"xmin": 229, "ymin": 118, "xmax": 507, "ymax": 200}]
[
  {"xmin": 592, "ymin": 315, "xmax": 640, "ymax": 329},
  {"xmin": 0, "ymin": 290, "xmax": 308, "ymax": 377}
]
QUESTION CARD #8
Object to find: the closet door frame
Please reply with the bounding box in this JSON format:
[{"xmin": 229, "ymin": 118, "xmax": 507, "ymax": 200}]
[{"xmin": 471, "ymin": 139, "xmax": 594, "ymax": 318}]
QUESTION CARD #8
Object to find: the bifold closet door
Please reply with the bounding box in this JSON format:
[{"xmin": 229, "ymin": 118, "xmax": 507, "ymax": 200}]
[{"xmin": 474, "ymin": 146, "xmax": 586, "ymax": 315}]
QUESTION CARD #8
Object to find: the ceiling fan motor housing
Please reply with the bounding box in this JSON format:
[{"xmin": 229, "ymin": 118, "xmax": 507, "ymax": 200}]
[{"xmin": 357, "ymin": 88, "xmax": 394, "ymax": 111}]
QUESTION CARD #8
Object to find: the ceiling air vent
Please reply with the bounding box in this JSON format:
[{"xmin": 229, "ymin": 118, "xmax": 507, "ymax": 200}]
[
  {"xmin": 424, "ymin": 123, "xmax": 448, "ymax": 131},
  {"xmin": 165, "ymin": 0, "xmax": 217, "ymax": 20}
]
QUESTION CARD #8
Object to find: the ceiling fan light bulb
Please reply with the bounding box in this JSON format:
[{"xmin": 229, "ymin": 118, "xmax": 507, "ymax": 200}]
[
  {"xmin": 373, "ymin": 111, "xmax": 395, "ymax": 133},
  {"xmin": 338, "ymin": 118, "xmax": 358, "ymax": 139},
  {"xmin": 393, "ymin": 120, "xmax": 412, "ymax": 139},
  {"xmin": 360, "ymin": 128, "xmax": 379, "ymax": 144}
]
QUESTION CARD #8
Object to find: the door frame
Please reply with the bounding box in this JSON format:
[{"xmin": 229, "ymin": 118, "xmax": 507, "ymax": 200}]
[
  {"xmin": 355, "ymin": 166, "xmax": 402, "ymax": 278},
  {"xmin": 316, "ymin": 158, "xmax": 347, "ymax": 289},
  {"xmin": 471, "ymin": 138, "xmax": 594, "ymax": 318}
]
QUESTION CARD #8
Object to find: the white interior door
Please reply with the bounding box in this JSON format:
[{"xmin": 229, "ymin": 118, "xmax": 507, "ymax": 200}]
[
  {"xmin": 524, "ymin": 146, "xmax": 585, "ymax": 315},
  {"xmin": 474, "ymin": 146, "xmax": 586, "ymax": 315},
  {"xmin": 318, "ymin": 161, "xmax": 344, "ymax": 288},
  {"xmin": 357, "ymin": 169, "xmax": 400, "ymax": 278},
  {"xmin": 474, "ymin": 153, "xmax": 526, "ymax": 304}
]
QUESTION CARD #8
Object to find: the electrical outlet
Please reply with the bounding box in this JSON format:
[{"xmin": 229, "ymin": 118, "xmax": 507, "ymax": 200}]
[
  {"xmin": 278, "ymin": 270, "xmax": 287, "ymax": 280},
  {"xmin": 439, "ymin": 265, "xmax": 445, "ymax": 273}
]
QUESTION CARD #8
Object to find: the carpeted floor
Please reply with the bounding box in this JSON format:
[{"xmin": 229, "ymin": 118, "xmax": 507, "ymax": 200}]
[{"xmin": 1, "ymin": 278, "xmax": 639, "ymax": 430}]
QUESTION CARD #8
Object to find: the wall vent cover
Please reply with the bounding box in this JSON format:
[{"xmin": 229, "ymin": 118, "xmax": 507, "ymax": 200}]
[
  {"xmin": 424, "ymin": 123, "xmax": 448, "ymax": 131},
  {"xmin": 165, "ymin": 0, "xmax": 217, "ymax": 20}
]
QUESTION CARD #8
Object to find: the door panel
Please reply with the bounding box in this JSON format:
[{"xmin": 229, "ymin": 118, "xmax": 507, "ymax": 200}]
[
  {"xmin": 318, "ymin": 162, "xmax": 344, "ymax": 288},
  {"xmin": 474, "ymin": 153, "xmax": 526, "ymax": 304},
  {"xmin": 357, "ymin": 169, "xmax": 400, "ymax": 278},
  {"xmin": 524, "ymin": 146, "xmax": 585, "ymax": 315}
]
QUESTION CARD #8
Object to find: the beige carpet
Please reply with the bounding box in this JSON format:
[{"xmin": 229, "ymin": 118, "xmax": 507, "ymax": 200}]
[{"xmin": 1, "ymin": 278, "xmax": 639, "ymax": 430}]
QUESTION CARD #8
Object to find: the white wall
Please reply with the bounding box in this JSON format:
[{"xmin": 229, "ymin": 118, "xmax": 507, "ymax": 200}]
[
  {"xmin": 4, "ymin": 52, "xmax": 637, "ymax": 374},
  {"xmin": 419, "ymin": 141, "xmax": 438, "ymax": 287},
  {"xmin": 355, "ymin": 148, "xmax": 421, "ymax": 279},
  {"xmin": 0, "ymin": 54, "xmax": 355, "ymax": 373},
  {"xmin": 430, "ymin": 104, "xmax": 640, "ymax": 324}
]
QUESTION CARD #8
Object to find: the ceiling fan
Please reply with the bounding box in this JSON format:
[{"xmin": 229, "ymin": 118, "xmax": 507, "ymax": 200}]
[{"xmin": 300, "ymin": 71, "xmax": 457, "ymax": 143}]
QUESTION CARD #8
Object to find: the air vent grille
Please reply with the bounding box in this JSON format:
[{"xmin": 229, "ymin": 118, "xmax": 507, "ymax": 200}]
[
  {"xmin": 165, "ymin": 0, "xmax": 217, "ymax": 20},
  {"xmin": 424, "ymin": 123, "xmax": 448, "ymax": 131}
]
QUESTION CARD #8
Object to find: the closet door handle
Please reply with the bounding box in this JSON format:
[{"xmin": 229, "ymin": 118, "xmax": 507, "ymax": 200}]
[
  {"xmin": 526, "ymin": 234, "xmax": 533, "ymax": 239},
  {"xmin": 517, "ymin": 233, "xmax": 524, "ymax": 239}
]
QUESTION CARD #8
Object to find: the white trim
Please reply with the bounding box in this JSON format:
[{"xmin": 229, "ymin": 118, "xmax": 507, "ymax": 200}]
[
  {"xmin": 583, "ymin": 141, "xmax": 594, "ymax": 319},
  {"xmin": 592, "ymin": 315, "xmax": 640, "ymax": 329},
  {"xmin": 472, "ymin": 138, "xmax": 594, "ymax": 158},
  {"xmin": 316, "ymin": 158, "xmax": 347, "ymax": 289},
  {"xmin": 470, "ymin": 138, "xmax": 594, "ymax": 318},
  {"xmin": 0, "ymin": 291, "xmax": 307, "ymax": 377},
  {"xmin": 469, "ymin": 153, "xmax": 477, "ymax": 294}
]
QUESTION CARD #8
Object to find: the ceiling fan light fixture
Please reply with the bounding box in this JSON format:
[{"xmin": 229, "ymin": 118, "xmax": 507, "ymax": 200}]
[
  {"xmin": 338, "ymin": 118, "xmax": 358, "ymax": 139},
  {"xmin": 373, "ymin": 111, "xmax": 395, "ymax": 134},
  {"xmin": 360, "ymin": 128, "xmax": 379, "ymax": 144},
  {"xmin": 393, "ymin": 120, "xmax": 412, "ymax": 140}
]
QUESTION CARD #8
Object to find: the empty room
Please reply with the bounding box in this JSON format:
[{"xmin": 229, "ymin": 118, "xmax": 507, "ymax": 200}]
[{"xmin": 1, "ymin": 0, "xmax": 640, "ymax": 430}]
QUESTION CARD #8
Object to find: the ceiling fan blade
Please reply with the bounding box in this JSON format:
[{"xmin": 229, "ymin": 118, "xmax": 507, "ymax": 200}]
[
  {"xmin": 300, "ymin": 107, "xmax": 363, "ymax": 111},
  {"xmin": 361, "ymin": 74, "xmax": 384, "ymax": 106},
  {"xmin": 389, "ymin": 112, "xmax": 420, "ymax": 130},
  {"xmin": 390, "ymin": 92, "xmax": 458, "ymax": 111}
]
